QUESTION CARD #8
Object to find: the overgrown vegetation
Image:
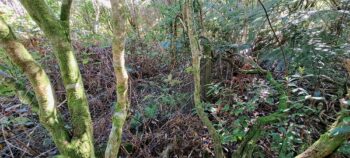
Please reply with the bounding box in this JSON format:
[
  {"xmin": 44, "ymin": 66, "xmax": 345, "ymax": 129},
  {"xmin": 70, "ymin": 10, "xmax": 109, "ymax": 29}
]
[{"xmin": 1, "ymin": 0, "xmax": 350, "ymax": 157}]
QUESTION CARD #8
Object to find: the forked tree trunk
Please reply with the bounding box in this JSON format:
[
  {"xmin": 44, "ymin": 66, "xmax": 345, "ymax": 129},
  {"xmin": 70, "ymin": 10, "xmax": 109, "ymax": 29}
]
[
  {"xmin": 185, "ymin": 0, "xmax": 225, "ymax": 157},
  {"xmin": 0, "ymin": 17, "xmax": 72, "ymax": 156},
  {"xmin": 105, "ymin": 0, "xmax": 130, "ymax": 157},
  {"xmin": 19, "ymin": 0, "xmax": 95, "ymax": 157}
]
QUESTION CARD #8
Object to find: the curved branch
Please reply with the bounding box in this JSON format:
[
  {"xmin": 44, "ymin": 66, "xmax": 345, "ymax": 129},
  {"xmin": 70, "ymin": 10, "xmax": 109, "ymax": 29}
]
[
  {"xmin": 185, "ymin": 0, "xmax": 225, "ymax": 157},
  {"xmin": 0, "ymin": 17, "xmax": 70, "ymax": 155},
  {"xmin": 297, "ymin": 61, "xmax": 350, "ymax": 158},
  {"xmin": 257, "ymin": 0, "xmax": 288, "ymax": 76},
  {"xmin": 296, "ymin": 115, "xmax": 350, "ymax": 158},
  {"xmin": 105, "ymin": 0, "xmax": 130, "ymax": 157},
  {"xmin": 19, "ymin": 1, "xmax": 95, "ymax": 157}
]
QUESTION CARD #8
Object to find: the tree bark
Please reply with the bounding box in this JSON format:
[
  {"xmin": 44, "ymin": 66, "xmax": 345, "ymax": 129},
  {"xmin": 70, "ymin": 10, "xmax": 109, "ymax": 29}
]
[
  {"xmin": 19, "ymin": 0, "xmax": 95, "ymax": 157},
  {"xmin": 105, "ymin": 0, "xmax": 130, "ymax": 157},
  {"xmin": 200, "ymin": 37, "xmax": 212, "ymax": 100},
  {"xmin": 0, "ymin": 17, "xmax": 71, "ymax": 156},
  {"xmin": 92, "ymin": 0, "xmax": 100, "ymax": 34},
  {"xmin": 185, "ymin": 0, "xmax": 225, "ymax": 157}
]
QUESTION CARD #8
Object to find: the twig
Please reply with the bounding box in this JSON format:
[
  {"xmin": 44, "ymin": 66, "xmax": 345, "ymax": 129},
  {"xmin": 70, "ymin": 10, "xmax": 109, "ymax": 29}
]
[
  {"xmin": 14, "ymin": 138, "xmax": 40, "ymax": 155},
  {"xmin": 34, "ymin": 148, "xmax": 56, "ymax": 158},
  {"xmin": 2, "ymin": 125, "xmax": 14, "ymax": 158},
  {"xmin": 4, "ymin": 139, "xmax": 34, "ymax": 156},
  {"xmin": 257, "ymin": 0, "xmax": 288, "ymax": 77},
  {"xmin": 57, "ymin": 98, "xmax": 67, "ymax": 108}
]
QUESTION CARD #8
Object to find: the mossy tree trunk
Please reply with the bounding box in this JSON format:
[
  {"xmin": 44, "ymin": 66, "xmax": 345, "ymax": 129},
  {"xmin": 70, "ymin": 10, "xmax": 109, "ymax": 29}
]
[
  {"xmin": 296, "ymin": 60, "xmax": 350, "ymax": 158},
  {"xmin": 19, "ymin": 0, "xmax": 95, "ymax": 157},
  {"xmin": 296, "ymin": 97, "xmax": 350, "ymax": 157},
  {"xmin": 185, "ymin": 0, "xmax": 225, "ymax": 157},
  {"xmin": 0, "ymin": 17, "xmax": 72, "ymax": 156},
  {"xmin": 105, "ymin": 0, "xmax": 130, "ymax": 157},
  {"xmin": 296, "ymin": 115, "xmax": 350, "ymax": 158}
]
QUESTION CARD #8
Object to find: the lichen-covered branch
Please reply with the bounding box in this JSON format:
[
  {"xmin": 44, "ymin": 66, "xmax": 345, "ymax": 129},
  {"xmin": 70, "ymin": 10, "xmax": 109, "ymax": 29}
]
[
  {"xmin": 185, "ymin": 0, "xmax": 225, "ymax": 157},
  {"xmin": 296, "ymin": 60, "xmax": 350, "ymax": 158},
  {"xmin": 0, "ymin": 17, "xmax": 71, "ymax": 155},
  {"xmin": 105, "ymin": 0, "xmax": 130, "ymax": 157},
  {"xmin": 296, "ymin": 115, "xmax": 350, "ymax": 158},
  {"xmin": 19, "ymin": 1, "xmax": 95, "ymax": 157}
]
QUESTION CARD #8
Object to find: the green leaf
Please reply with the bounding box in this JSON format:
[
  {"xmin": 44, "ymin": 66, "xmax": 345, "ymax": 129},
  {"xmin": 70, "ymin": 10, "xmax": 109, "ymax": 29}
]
[
  {"xmin": 0, "ymin": 85, "xmax": 15, "ymax": 96},
  {"xmin": 130, "ymin": 112, "xmax": 142, "ymax": 129},
  {"xmin": 330, "ymin": 126, "xmax": 350, "ymax": 136},
  {"xmin": 343, "ymin": 117, "xmax": 350, "ymax": 124},
  {"xmin": 145, "ymin": 104, "xmax": 157, "ymax": 119},
  {"xmin": 82, "ymin": 58, "xmax": 89, "ymax": 65},
  {"xmin": 185, "ymin": 66, "xmax": 194, "ymax": 74},
  {"xmin": 12, "ymin": 117, "xmax": 31, "ymax": 125}
]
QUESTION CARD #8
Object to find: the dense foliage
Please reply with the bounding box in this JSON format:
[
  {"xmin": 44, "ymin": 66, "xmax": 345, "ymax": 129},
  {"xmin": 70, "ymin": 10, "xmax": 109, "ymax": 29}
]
[{"xmin": 1, "ymin": 0, "xmax": 350, "ymax": 157}]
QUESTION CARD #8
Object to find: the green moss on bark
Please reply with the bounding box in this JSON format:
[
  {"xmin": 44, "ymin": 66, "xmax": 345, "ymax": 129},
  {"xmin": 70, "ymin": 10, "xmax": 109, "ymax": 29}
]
[
  {"xmin": 0, "ymin": 17, "xmax": 71, "ymax": 155},
  {"xmin": 296, "ymin": 115, "xmax": 350, "ymax": 157},
  {"xmin": 19, "ymin": 1, "xmax": 95, "ymax": 157},
  {"xmin": 185, "ymin": 0, "xmax": 225, "ymax": 157},
  {"xmin": 105, "ymin": 1, "xmax": 130, "ymax": 157}
]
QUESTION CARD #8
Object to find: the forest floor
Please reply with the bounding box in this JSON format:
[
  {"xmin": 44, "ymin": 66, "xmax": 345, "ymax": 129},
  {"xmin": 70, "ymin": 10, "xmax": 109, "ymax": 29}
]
[{"xmin": 0, "ymin": 39, "xmax": 343, "ymax": 157}]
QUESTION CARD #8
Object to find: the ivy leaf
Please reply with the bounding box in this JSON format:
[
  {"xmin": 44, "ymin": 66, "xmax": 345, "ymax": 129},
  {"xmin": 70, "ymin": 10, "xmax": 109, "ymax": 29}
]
[{"xmin": 343, "ymin": 117, "xmax": 350, "ymax": 124}]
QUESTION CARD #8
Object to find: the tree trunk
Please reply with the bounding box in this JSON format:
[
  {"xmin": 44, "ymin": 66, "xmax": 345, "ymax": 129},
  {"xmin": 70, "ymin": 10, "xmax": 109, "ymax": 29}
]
[
  {"xmin": 0, "ymin": 17, "xmax": 71, "ymax": 156},
  {"xmin": 105, "ymin": 0, "xmax": 130, "ymax": 157},
  {"xmin": 185, "ymin": 0, "xmax": 225, "ymax": 157},
  {"xmin": 92, "ymin": 0, "xmax": 100, "ymax": 34},
  {"xmin": 200, "ymin": 37, "xmax": 212, "ymax": 100},
  {"xmin": 19, "ymin": 0, "xmax": 95, "ymax": 157}
]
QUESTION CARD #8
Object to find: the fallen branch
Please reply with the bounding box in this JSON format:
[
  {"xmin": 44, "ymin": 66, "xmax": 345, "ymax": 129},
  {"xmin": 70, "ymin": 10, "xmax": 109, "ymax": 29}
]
[{"xmin": 296, "ymin": 99, "xmax": 350, "ymax": 158}]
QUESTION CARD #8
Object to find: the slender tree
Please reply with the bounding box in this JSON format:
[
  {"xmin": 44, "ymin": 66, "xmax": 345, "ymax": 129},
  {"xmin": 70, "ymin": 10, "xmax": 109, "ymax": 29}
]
[
  {"xmin": 0, "ymin": 17, "xmax": 72, "ymax": 156},
  {"xmin": 105, "ymin": 0, "xmax": 130, "ymax": 157},
  {"xmin": 185, "ymin": 0, "xmax": 225, "ymax": 157},
  {"xmin": 19, "ymin": 0, "xmax": 95, "ymax": 157},
  {"xmin": 92, "ymin": 0, "xmax": 101, "ymax": 34}
]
